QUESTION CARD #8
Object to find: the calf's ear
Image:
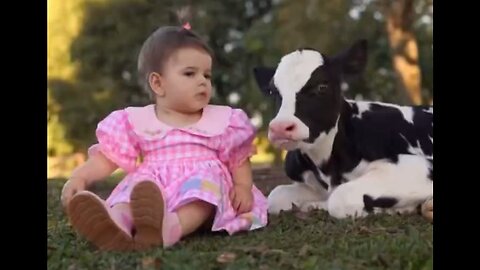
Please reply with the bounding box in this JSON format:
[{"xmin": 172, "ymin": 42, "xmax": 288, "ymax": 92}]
[
  {"xmin": 334, "ymin": 39, "xmax": 368, "ymax": 77},
  {"xmin": 253, "ymin": 66, "xmax": 276, "ymax": 95}
]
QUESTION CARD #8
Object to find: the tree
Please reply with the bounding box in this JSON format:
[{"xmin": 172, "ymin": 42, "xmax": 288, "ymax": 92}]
[
  {"xmin": 47, "ymin": 0, "xmax": 432, "ymax": 160},
  {"xmin": 381, "ymin": 0, "xmax": 430, "ymax": 105},
  {"xmin": 246, "ymin": 0, "xmax": 433, "ymax": 105},
  {"xmin": 48, "ymin": 0, "xmax": 90, "ymax": 156}
]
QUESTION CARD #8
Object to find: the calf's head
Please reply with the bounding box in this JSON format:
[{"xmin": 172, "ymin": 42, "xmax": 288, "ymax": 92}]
[{"xmin": 253, "ymin": 39, "xmax": 368, "ymax": 150}]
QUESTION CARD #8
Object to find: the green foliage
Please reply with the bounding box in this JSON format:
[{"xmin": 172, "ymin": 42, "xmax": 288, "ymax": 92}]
[
  {"xmin": 48, "ymin": 0, "xmax": 432, "ymax": 155},
  {"xmin": 48, "ymin": 89, "xmax": 74, "ymax": 156},
  {"xmin": 49, "ymin": 0, "xmax": 278, "ymax": 154},
  {"xmin": 251, "ymin": 0, "xmax": 433, "ymax": 104}
]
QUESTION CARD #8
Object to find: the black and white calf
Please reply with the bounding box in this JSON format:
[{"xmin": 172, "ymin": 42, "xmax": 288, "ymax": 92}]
[{"xmin": 253, "ymin": 39, "xmax": 433, "ymax": 220}]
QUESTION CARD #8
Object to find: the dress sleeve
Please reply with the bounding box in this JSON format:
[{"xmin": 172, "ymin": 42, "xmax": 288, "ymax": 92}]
[
  {"xmin": 217, "ymin": 109, "xmax": 257, "ymax": 172},
  {"xmin": 87, "ymin": 109, "xmax": 140, "ymax": 173}
]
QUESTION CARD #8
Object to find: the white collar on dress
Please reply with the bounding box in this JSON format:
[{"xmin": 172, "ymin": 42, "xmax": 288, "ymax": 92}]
[{"xmin": 125, "ymin": 104, "xmax": 233, "ymax": 139}]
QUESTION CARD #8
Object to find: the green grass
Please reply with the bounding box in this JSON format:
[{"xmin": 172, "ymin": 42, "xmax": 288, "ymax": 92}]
[{"xmin": 48, "ymin": 178, "xmax": 432, "ymax": 270}]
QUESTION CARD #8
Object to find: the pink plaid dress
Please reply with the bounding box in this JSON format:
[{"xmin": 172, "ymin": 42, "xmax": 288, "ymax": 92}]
[{"xmin": 88, "ymin": 104, "xmax": 268, "ymax": 234}]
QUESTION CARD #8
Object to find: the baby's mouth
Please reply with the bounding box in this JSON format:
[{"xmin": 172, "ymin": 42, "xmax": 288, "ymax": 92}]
[{"xmin": 195, "ymin": 92, "xmax": 207, "ymax": 99}]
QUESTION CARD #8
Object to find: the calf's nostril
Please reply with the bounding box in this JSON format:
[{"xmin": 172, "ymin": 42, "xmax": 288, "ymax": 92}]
[{"xmin": 286, "ymin": 125, "xmax": 295, "ymax": 132}]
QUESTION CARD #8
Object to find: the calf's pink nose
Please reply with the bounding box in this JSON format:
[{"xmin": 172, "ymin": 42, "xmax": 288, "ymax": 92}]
[{"xmin": 269, "ymin": 121, "xmax": 297, "ymax": 137}]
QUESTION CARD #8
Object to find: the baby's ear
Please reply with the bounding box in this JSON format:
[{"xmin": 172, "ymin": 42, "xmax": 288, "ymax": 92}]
[{"xmin": 149, "ymin": 72, "xmax": 165, "ymax": 97}]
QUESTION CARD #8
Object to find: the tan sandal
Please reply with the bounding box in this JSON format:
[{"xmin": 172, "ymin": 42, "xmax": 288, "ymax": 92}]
[
  {"xmin": 68, "ymin": 191, "xmax": 134, "ymax": 251},
  {"xmin": 130, "ymin": 181, "xmax": 165, "ymax": 249}
]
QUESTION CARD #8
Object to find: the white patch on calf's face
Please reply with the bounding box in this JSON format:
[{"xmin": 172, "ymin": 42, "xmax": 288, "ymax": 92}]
[
  {"xmin": 274, "ymin": 50, "xmax": 324, "ymax": 96},
  {"xmin": 269, "ymin": 50, "xmax": 324, "ymax": 142}
]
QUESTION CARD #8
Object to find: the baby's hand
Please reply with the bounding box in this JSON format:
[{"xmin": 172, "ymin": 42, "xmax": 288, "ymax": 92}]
[
  {"xmin": 229, "ymin": 184, "xmax": 253, "ymax": 214},
  {"xmin": 61, "ymin": 178, "xmax": 86, "ymax": 210}
]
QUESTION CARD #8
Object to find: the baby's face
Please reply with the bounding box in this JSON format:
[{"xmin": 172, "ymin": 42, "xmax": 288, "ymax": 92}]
[{"xmin": 160, "ymin": 47, "xmax": 213, "ymax": 113}]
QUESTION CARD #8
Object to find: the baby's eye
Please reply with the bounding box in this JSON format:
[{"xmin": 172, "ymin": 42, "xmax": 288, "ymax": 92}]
[
  {"xmin": 204, "ymin": 74, "xmax": 211, "ymax": 80},
  {"xmin": 184, "ymin": 71, "xmax": 195, "ymax": 77}
]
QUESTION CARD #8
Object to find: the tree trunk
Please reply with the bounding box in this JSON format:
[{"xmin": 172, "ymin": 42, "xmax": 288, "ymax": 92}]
[{"xmin": 384, "ymin": 0, "xmax": 423, "ymax": 105}]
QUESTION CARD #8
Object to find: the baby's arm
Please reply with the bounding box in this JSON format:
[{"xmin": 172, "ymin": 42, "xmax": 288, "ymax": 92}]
[
  {"xmin": 232, "ymin": 160, "xmax": 253, "ymax": 189},
  {"xmin": 230, "ymin": 159, "xmax": 254, "ymax": 214},
  {"xmin": 61, "ymin": 152, "xmax": 118, "ymax": 208}
]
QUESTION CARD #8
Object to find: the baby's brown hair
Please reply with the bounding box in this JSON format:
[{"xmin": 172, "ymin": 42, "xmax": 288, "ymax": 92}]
[{"xmin": 137, "ymin": 9, "xmax": 213, "ymax": 99}]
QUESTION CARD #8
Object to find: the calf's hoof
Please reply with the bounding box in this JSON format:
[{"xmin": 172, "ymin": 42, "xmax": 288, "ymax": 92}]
[{"xmin": 421, "ymin": 198, "xmax": 433, "ymax": 223}]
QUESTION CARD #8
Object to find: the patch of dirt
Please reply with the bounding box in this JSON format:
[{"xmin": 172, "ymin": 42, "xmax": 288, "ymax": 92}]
[{"xmin": 251, "ymin": 166, "xmax": 292, "ymax": 195}]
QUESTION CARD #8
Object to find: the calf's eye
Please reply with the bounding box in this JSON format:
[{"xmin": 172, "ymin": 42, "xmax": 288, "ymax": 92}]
[{"xmin": 315, "ymin": 84, "xmax": 328, "ymax": 95}]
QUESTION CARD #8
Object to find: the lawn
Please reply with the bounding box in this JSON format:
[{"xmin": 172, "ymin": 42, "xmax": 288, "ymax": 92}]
[{"xmin": 47, "ymin": 168, "xmax": 433, "ymax": 270}]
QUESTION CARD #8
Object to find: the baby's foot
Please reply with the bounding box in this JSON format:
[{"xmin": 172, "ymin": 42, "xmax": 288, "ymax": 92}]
[
  {"xmin": 130, "ymin": 181, "xmax": 165, "ymax": 249},
  {"xmin": 68, "ymin": 191, "xmax": 134, "ymax": 251},
  {"xmin": 130, "ymin": 180, "xmax": 183, "ymax": 249}
]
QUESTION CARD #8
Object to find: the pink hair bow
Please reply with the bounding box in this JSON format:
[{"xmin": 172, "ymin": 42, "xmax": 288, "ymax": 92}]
[{"xmin": 182, "ymin": 22, "xmax": 191, "ymax": 30}]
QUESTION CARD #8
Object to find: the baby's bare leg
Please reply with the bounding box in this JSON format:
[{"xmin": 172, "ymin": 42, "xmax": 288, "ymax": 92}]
[
  {"xmin": 176, "ymin": 201, "xmax": 215, "ymax": 236},
  {"xmin": 159, "ymin": 200, "xmax": 214, "ymax": 247},
  {"xmin": 109, "ymin": 203, "xmax": 133, "ymax": 233}
]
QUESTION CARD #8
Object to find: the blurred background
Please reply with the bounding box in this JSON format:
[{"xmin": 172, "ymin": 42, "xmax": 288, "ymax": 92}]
[{"xmin": 47, "ymin": 0, "xmax": 433, "ymax": 179}]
